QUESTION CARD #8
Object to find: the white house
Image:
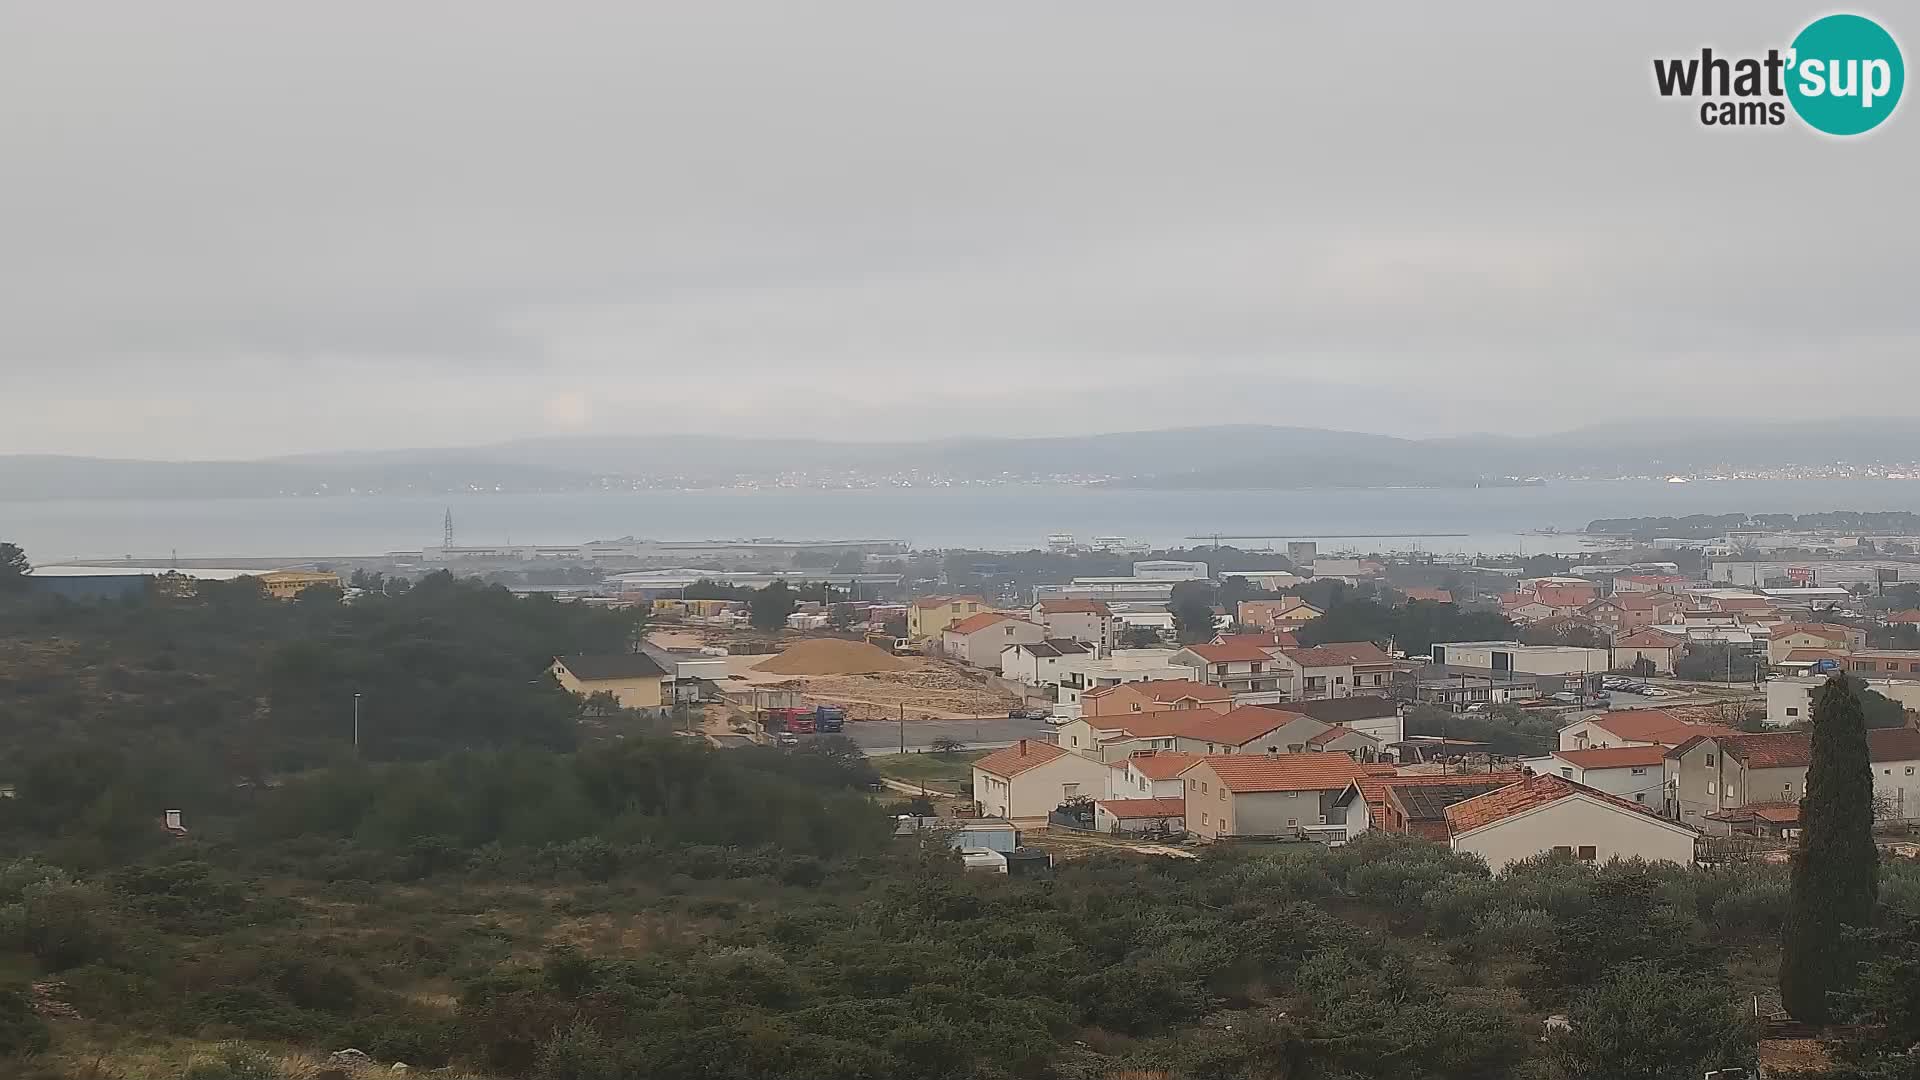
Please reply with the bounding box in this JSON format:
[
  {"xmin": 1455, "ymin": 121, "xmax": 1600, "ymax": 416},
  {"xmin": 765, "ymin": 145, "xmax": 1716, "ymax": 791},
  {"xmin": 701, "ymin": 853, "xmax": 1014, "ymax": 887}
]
[
  {"xmin": 1171, "ymin": 641, "xmax": 1292, "ymax": 703},
  {"xmin": 941, "ymin": 613, "xmax": 1046, "ymax": 667},
  {"xmin": 1030, "ymin": 599, "xmax": 1122, "ymax": 654},
  {"xmin": 1443, "ymin": 773, "xmax": 1699, "ymax": 873},
  {"xmin": 1092, "ymin": 797, "xmax": 1186, "ymax": 835},
  {"xmin": 999, "ymin": 638, "xmax": 1091, "ymax": 684},
  {"xmin": 1557, "ymin": 709, "xmax": 1737, "ymax": 752},
  {"xmin": 1517, "ymin": 745, "xmax": 1668, "ymax": 807},
  {"xmin": 1105, "ymin": 749, "xmax": 1205, "ymax": 800},
  {"xmin": 1263, "ymin": 695, "xmax": 1406, "ymax": 745},
  {"xmin": 1272, "ymin": 642, "xmax": 1396, "ymax": 700},
  {"xmin": 1611, "ymin": 629, "xmax": 1684, "ymax": 675},
  {"xmin": 970, "ymin": 740, "xmax": 1115, "ymax": 821},
  {"xmin": 1431, "ymin": 641, "xmax": 1612, "ymax": 677}
]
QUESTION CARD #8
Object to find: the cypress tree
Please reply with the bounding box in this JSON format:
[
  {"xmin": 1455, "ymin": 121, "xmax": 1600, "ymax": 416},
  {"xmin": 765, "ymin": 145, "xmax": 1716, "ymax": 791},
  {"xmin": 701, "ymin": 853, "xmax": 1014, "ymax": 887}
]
[{"xmin": 1780, "ymin": 673, "xmax": 1879, "ymax": 1023}]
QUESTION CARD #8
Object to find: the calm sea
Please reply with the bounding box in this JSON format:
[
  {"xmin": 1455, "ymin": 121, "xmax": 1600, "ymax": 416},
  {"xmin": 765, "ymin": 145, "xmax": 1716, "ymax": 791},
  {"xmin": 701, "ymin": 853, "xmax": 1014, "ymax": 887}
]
[{"xmin": 10, "ymin": 478, "xmax": 1920, "ymax": 562}]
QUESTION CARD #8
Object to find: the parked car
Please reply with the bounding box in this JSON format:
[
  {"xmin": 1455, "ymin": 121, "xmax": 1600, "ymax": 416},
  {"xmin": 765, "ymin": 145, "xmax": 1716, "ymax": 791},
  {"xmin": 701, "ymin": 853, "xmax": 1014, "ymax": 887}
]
[
  {"xmin": 1023, "ymin": 706, "xmax": 1052, "ymax": 721},
  {"xmin": 776, "ymin": 732, "xmax": 800, "ymax": 747},
  {"xmin": 1045, "ymin": 715, "xmax": 1072, "ymax": 727}
]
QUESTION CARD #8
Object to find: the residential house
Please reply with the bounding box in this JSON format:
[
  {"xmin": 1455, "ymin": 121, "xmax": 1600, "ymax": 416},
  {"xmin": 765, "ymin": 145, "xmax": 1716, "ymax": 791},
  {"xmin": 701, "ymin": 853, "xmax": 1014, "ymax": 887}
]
[
  {"xmin": 971, "ymin": 739, "xmax": 1115, "ymax": 821},
  {"xmin": 1212, "ymin": 629, "xmax": 1299, "ymax": 649},
  {"xmin": 1766, "ymin": 622, "xmax": 1867, "ymax": 665},
  {"xmin": 1058, "ymin": 706, "xmax": 1331, "ymax": 762},
  {"xmin": 1338, "ymin": 771, "xmax": 1526, "ymax": 839},
  {"xmin": 1081, "ymin": 678, "xmax": 1234, "ymax": 718},
  {"xmin": 1444, "ymin": 773, "xmax": 1700, "ymax": 872},
  {"xmin": 1520, "ymin": 746, "xmax": 1669, "ymax": 807},
  {"xmin": 1274, "ymin": 642, "xmax": 1396, "ymax": 699},
  {"xmin": 1775, "ymin": 648, "xmax": 1850, "ymax": 677},
  {"xmin": 1171, "ymin": 641, "xmax": 1292, "ymax": 703},
  {"xmin": 1031, "ymin": 599, "xmax": 1122, "ymax": 654},
  {"xmin": 1612, "ymin": 629, "xmax": 1684, "ymax": 675},
  {"xmin": 1053, "ymin": 651, "xmax": 1194, "ymax": 712},
  {"xmin": 551, "ymin": 653, "xmax": 668, "ymax": 710},
  {"xmin": 907, "ymin": 595, "xmax": 988, "ymax": 640},
  {"xmin": 941, "ymin": 613, "xmax": 1045, "ymax": 666},
  {"xmin": 1666, "ymin": 727, "xmax": 1920, "ymax": 827},
  {"xmin": 1502, "ymin": 600, "xmax": 1564, "ymax": 624},
  {"xmin": 1092, "ymin": 797, "xmax": 1187, "ymax": 835},
  {"xmin": 1558, "ymin": 708, "xmax": 1738, "ymax": 752},
  {"xmin": 1886, "ymin": 609, "xmax": 1920, "ymax": 626},
  {"xmin": 1701, "ymin": 803, "xmax": 1800, "ymax": 839},
  {"xmin": 1306, "ymin": 725, "xmax": 1384, "ymax": 762},
  {"xmin": 1530, "ymin": 579, "xmax": 1599, "ymax": 609},
  {"xmin": 1262, "ymin": 695, "xmax": 1406, "ymax": 744},
  {"xmin": 1846, "ymin": 649, "xmax": 1920, "ymax": 681},
  {"xmin": 1106, "ymin": 749, "xmax": 1205, "ymax": 799},
  {"xmin": 1399, "ymin": 587, "xmax": 1453, "ymax": 604},
  {"xmin": 999, "ymin": 638, "xmax": 1091, "ymax": 685},
  {"xmin": 1180, "ymin": 754, "xmax": 1364, "ymax": 842},
  {"xmin": 1237, "ymin": 598, "xmax": 1323, "ymax": 632}
]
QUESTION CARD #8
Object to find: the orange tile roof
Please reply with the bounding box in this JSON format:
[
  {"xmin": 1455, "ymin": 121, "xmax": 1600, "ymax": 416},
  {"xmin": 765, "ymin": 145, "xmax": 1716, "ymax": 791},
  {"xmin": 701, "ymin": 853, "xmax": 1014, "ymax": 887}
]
[
  {"xmin": 1037, "ymin": 599, "xmax": 1114, "ymax": 615},
  {"xmin": 1716, "ymin": 732, "xmax": 1812, "ymax": 769},
  {"xmin": 1401, "ymin": 588, "xmax": 1453, "ymax": 603},
  {"xmin": 1887, "ymin": 610, "xmax": 1920, "ymax": 624},
  {"xmin": 1095, "ymin": 797, "xmax": 1187, "ymax": 820},
  {"xmin": 1182, "ymin": 706, "xmax": 1316, "ymax": 747},
  {"xmin": 1193, "ymin": 753, "xmax": 1362, "ymax": 793},
  {"xmin": 1307, "ymin": 725, "xmax": 1356, "ymax": 747},
  {"xmin": 1552, "ymin": 745, "xmax": 1669, "ymax": 769},
  {"xmin": 1352, "ymin": 770, "xmax": 1526, "ymax": 823},
  {"xmin": 1184, "ymin": 641, "xmax": 1278, "ymax": 663},
  {"xmin": 1770, "ymin": 623, "xmax": 1853, "ymax": 642},
  {"xmin": 972, "ymin": 739, "xmax": 1069, "ymax": 778},
  {"xmin": 1123, "ymin": 750, "xmax": 1205, "ymax": 779},
  {"xmin": 1869, "ymin": 727, "xmax": 1920, "ymax": 762},
  {"xmin": 1444, "ymin": 773, "xmax": 1671, "ymax": 834},
  {"xmin": 1083, "ymin": 678, "xmax": 1231, "ymax": 703},
  {"xmin": 1284, "ymin": 641, "xmax": 1393, "ymax": 667},
  {"xmin": 1586, "ymin": 709, "xmax": 1738, "ymax": 746},
  {"xmin": 945, "ymin": 612, "xmax": 1018, "ymax": 635}
]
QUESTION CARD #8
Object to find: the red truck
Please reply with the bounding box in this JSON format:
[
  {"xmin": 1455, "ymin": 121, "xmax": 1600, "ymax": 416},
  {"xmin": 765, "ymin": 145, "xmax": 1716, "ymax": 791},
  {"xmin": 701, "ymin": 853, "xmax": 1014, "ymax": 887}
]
[{"xmin": 763, "ymin": 706, "xmax": 815, "ymax": 735}]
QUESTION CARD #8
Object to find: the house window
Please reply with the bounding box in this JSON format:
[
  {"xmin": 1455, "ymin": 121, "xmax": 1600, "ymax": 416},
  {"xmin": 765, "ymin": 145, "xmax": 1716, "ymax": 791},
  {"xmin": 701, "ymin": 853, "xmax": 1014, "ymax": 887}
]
[
  {"xmin": 1336, "ymin": 676, "xmax": 1346, "ymax": 685},
  {"xmin": 1552, "ymin": 845, "xmax": 1572, "ymax": 856},
  {"xmin": 1630, "ymin": 767, "xmax": 1647, "ymax": 775},
  {"xmin": 1635, "ymin": 793, "xmax": 1646, "ymax": 803},
  {"xmin": 1707, "ymin": 781, "xmax": 1717, "ymax": 795},
  {"xmin": 1201, "ymin": 782, "xmax": 1209, "ymax": 794},
  {"xmin": 1287, "ymin": 818, "xmax": 1297, "ymax": 827},
  {"xmin": 1218, "ymin": 789, "xmax": 1225, "ymax": 802},
  {"xmin": 1189, "ymin": 779, "xmax": 1196, "ymax": 791},
  {"xmin": 1201, "ymin": 812, "xmax": 1209, "ymax": 826},
  {"xmin": 1577, "ymin": 846, "xmax": 1597, "ymax": 862},
  {"xmin": 1908, "ymin": 767, "xmax": 1916, "ymax": 776},
  {"xmin": 1560, "ymin": 768, "xmax": 1573, "ymax": 779},
  {"xmin": 1704, "ymin": 754, "xmax": 1715, "ymax": 766},
  {"xmin": 1786, "ymin": 708, "xmax": 1799, "ymax": 717},
  {"xmin": 1063, "ymin": 784, "xmax": 1079, "ymax": 797}
]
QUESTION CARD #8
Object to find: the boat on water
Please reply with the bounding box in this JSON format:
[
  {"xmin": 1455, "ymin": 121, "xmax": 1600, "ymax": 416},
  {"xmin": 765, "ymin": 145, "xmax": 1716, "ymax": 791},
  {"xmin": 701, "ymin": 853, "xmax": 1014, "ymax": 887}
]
[{"xmin": 1666, "ymin": 476, "xmax": 1690, "ymax": 484}]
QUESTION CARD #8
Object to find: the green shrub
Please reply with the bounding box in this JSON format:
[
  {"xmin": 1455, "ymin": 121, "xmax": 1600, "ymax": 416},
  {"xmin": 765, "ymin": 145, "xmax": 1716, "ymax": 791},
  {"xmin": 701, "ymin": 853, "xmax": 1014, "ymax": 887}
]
[
  {"xmin": 0, "ymin": 986, "xmax": 51, "ymax": 1059},
  {"xmin": 2, "ymin": 882, "xmax": 114, "ymax": 971}
]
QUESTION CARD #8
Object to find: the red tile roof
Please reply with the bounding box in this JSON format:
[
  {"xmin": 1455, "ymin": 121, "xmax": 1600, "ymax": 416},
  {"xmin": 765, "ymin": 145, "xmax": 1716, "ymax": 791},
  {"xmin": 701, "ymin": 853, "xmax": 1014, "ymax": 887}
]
[
  {"xmin": 1552, "ymin": 745, "xmax": 1669, "ymax": 769},
  {"xmin": 1083, "ymin": 679, "xmax": 1232, "ymax": 703},
  {"xmin": 1307, "ymin": 725, "xmax": 1357, "ymax": 747},
  {"xmin": 1123, "ymin": 750, "xmax": 1205, "ymax": 779},
  {"xmin": 945, "ymin": 612, "xmax": 1015, "ymax": 635},
  {"xmin": 1184, "ymin": 641, "xmax": 1279, "ymax": 663},
  {"xmin": 1869, "ymin": 727, "xmax": 1920, "ymax": 762},
  {"xmin": 1037, "ymin": 599, "xmax": 1114, "ymax": 616},
  {"xmin": 1585, "ymin": 709, "xmax": 1738, "ymax": 746},
  {"xmin": 1401, "ymin": 588, "xmax": 1454, "ymax": 603},
  {"xmin": 1197, "ymin": 706, "xmax": 1324, "ymax": 746},
  {"xmin": 1284, "ymin": 641, "xmax": 1393, "ymax": 668},
  {"xmin": 972, "ymin": 739, "xmax": 1069, "ymax": 778},
  {"xmin": 1887, "ymin": 610, "xmax": 1920, "ymax": 624},
  {"xmin": 1770, "ymin": 623, "xmax": 1854, "ymax": 642},
  {"xmin": 1095, "ymin": 797, "xmax": 1187, "ymax": 820},
  {"xmin": 1444, "ymin": 773, "xmax": 1673, "ymax": 834},
  {"xmin": 1353, "ymin": 770, "xmax": 1526, "ymax": 826},
  {"xmin": 1716, "ymin": 732, "xmax": 1813, "ymax": 769},
  {"xmin": 1708, "ymin": 801, "xmax": 1801, "ymax": 824},
  {"xmin": 1192, "ymin": 753, "xmax": 1362, "ymax": 793}
]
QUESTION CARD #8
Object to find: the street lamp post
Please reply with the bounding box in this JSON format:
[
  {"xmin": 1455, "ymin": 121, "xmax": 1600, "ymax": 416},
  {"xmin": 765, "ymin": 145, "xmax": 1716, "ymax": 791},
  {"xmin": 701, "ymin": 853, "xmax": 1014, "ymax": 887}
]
[{"xmin": 352, "ymin": 692, "xmax": 362, "ymax": 754}]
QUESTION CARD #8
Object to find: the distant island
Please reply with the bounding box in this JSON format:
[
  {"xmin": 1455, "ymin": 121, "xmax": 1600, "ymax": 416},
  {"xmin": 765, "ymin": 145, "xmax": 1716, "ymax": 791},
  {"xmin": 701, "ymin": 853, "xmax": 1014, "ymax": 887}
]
[
  {"xmin": 1587, "ymin": 511, "xmax": 1920, "ymax": 538},
  {"xmin": 8, "ymin": 418, "xmax": 1920, "ymax": 500}
]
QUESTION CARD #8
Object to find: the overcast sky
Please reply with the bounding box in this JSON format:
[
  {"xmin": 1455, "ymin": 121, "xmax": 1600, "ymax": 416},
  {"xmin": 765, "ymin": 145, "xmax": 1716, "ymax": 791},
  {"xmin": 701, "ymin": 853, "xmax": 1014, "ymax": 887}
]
[{"xmin": 1, "ymin": 3, "xmax": 1912, "ymax": 459}]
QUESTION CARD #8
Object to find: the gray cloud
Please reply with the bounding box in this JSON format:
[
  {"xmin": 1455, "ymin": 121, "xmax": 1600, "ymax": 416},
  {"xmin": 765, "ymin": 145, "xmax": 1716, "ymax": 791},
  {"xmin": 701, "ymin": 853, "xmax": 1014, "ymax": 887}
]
[{"xmin": 1, "ymin": 1, "xmax": 1913, "ymax": 457}]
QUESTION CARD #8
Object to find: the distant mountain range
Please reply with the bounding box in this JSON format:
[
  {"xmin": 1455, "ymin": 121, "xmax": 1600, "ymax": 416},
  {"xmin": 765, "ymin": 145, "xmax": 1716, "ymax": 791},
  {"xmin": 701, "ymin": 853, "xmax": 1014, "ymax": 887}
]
[{"xmin": 3, "ymin": 419, "xmax": 1916, "ymax": 499}]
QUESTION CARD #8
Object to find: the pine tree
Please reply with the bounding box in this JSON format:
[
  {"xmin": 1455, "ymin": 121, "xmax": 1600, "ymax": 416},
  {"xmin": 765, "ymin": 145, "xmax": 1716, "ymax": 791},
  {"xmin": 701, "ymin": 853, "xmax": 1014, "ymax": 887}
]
[{"xmin": 1780, "ymin": 673, "xmax": 1879, "ymax": 1024}]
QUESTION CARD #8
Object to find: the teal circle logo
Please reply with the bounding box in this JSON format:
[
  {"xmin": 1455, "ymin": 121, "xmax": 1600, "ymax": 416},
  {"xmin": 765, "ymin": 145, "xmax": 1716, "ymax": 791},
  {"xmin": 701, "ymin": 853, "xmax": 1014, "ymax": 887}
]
[{"xmin": 1786, "ymin": 14, "xmax": 1904, "ymax": 135}]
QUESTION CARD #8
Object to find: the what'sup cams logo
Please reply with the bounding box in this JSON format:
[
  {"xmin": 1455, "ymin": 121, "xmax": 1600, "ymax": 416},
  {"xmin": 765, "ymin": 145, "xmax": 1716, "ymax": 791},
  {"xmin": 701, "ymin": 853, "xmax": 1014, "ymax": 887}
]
[{"xmin": 1655, "ymin": 13, "xmax": 1903, "ymax": 134}]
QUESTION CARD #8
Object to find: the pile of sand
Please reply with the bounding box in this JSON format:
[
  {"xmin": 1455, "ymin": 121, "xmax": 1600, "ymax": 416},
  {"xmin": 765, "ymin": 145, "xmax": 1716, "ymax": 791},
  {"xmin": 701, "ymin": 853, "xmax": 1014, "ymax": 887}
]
[{"xmin": 753, "ymin": 638, "xmax": 910, "ymax": 676}]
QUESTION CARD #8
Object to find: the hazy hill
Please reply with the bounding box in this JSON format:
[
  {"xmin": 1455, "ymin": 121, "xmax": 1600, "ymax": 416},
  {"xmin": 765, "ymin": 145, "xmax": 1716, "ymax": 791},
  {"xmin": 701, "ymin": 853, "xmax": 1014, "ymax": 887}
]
[{"xmin": 4, "ymin": 419, "xmax": 1916, "ymax": 498}]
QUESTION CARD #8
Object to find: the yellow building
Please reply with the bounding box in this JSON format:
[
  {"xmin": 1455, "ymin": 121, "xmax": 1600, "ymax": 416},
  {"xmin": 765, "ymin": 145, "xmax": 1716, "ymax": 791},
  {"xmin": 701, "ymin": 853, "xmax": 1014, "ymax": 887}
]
[
  {"xmin": 257, "ymin": 570, "xmax": 341, "ymax": 600},
  {"xmin": 907, "ymin": 595, "xmax": 988, "ymax": 640},
  {"xmin": 551, "ymin": 653, "xmax": 668, "ymax": 710}
]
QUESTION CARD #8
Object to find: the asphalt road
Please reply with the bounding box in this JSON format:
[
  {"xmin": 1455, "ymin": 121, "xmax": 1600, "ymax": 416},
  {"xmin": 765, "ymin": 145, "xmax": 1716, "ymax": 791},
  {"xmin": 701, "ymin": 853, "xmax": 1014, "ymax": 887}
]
[{"xmin": 842, "ymin": 715, "xmax": 1054, "ymax": 753}]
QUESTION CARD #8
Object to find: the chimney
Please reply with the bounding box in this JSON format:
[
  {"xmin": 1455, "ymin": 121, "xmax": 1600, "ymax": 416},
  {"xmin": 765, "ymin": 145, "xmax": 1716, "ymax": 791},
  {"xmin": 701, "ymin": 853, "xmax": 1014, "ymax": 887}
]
[{"xmin": 1018, "ymin": 739, "xmax": 1028, "ymax": 756}]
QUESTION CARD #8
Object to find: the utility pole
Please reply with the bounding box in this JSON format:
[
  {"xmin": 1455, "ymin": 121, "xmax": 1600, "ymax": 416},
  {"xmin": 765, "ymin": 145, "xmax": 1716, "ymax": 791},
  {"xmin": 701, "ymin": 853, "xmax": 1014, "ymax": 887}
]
[
  {"xmin": 352, "ymin": 692, "xmax": 362, "ymax": 754},
  {"xmin": 899, "ymin": 704, "xmax": 906, "ymax": 755}
]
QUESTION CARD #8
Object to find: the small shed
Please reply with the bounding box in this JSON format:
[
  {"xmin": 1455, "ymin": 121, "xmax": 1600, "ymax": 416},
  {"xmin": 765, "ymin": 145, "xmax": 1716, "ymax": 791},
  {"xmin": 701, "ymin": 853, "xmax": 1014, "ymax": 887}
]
[{"xmin": 1003, "ymin": 847, "xmax": 1053, "ymax": 878}]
